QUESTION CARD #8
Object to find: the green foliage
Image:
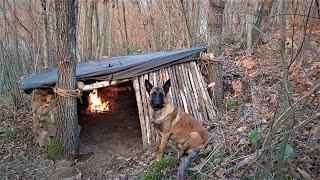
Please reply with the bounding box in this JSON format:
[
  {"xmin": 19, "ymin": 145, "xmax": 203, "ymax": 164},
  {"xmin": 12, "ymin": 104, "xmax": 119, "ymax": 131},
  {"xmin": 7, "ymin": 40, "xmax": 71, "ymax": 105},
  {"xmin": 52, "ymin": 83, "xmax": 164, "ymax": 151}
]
[
  {"xmin": 248, "ymin": 130, "xmax": 261, "ymax": 148},
  {"xmin": 227, "ymin": 98, "xmax": 241, "ymax": 111},
  {"xmin": 46, "ymin": 137, "xmax": 63, "ymax": 160},
  {"xmin": 274, "ymin": 143, "xmax": 295, "ymax": 164},
  {"xmin": 0, "ymin": 128, "xmax": 16, "ymax": 144},
  {"xmin": 142, "ymin": 156, "xmax": 173, "ymax": 180},
  {"xmin": 284, "ymin": 144, "xmax": 294, "ymax": 161}
]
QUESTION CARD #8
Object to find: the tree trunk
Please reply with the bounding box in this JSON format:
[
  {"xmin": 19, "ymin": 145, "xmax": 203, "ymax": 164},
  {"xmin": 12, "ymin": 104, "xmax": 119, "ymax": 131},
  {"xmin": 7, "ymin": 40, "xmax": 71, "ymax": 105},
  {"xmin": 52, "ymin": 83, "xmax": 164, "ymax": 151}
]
[
  {"xmin": 94, "ymin": 1, "xmax": 99, "ymax": 59},
  {"xmin": 116, "ymin": 0, "xmax": 125, "ymax": 54},
  {"xmin": 122, "ymin": 0, "xmax": 129, "ymax": 54},
  {"xmin": 180, "ymin": 0, "xmax": 194, "ymax": 47},
  {"xmin": 55, "ymin": 0, "xmax": 80, "ymax": 157},
  {"xmin": 194, "ymin": 0, "xmax": 202, "ymax": 45},
  {"xmin": 252, "ymin": 0, "xmax": 274, "ymax": 47},
  {"xmin": 246, "ymin": 0, "xmax": 254, "ymax": 50},
  {"xmin": 0, "ymin": 0, "xmax": 23, "ymax": 109},
  {"xmin": 276, "ymin": 0, "xmax": 294, "ymax": 178},
  {"xmin": 146, "ymin": 0, "xmax": 160, "ymax": 51},
  {"xmin": 108, "ymin": 1, "xmax": 115, "ymax": 57},
  {"xmin": 135, "ymin": 0, "xmax": 151, "ymax": 51},
  {"xmin": 208, "ymin": 0, "xmax": 225, "ymax": 111},
  {"xmin": 100, "ymin": 1, "xmax": 109, "ymax": 57},
  {"xmin": 0, "ymin": 41, "xmax": 23, "ymax": 110},
  {"xmin": 41, "ymin": 0, "xmax": 51, "ymax": 69},
  {"xmin": 80, "ymin": 0, "xmax": 87, "ymax": 62},
  {"xmin": 85, "ymin": 0, "xmax": 94, "ymax": 60}
]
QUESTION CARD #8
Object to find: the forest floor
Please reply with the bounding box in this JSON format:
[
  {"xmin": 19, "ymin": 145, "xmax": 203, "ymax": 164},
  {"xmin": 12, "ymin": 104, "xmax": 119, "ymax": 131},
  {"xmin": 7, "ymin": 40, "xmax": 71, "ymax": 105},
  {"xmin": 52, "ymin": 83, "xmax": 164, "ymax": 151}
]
[
  {"xmin": 0, "ymin": 27, "xmax": 319, "ymax": 179},
  {"xmin": 0, "ymin": 94, "xmax": 156, "ymax": 179}
]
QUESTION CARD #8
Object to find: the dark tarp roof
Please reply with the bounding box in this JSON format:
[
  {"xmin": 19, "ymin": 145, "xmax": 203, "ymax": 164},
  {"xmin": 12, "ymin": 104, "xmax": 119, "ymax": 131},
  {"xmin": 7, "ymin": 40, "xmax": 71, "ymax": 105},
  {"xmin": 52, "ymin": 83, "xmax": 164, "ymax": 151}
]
[{"xmin": 19, "ymin": 46, "xmax": 207, "ymax": 93}]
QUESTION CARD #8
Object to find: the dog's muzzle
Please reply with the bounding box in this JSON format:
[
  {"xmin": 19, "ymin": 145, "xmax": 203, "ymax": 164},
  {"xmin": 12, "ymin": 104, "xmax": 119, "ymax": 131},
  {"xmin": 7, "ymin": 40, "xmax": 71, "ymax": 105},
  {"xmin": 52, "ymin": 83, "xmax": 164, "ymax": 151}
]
[{"xmin": 152, "ymin": 102, "xmax": 163, "ymax": 110}]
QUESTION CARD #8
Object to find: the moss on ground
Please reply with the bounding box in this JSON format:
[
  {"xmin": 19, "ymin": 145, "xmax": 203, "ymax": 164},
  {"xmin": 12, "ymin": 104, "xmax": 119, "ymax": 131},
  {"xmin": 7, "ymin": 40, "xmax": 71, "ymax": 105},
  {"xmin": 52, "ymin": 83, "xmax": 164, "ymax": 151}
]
[
  {"xmin": 142, "ymin": 156, "xmax": 174, "ymax": 180},
  {"xmin": 46, "ymin": 137, "xmax": 63, "ymax": 160}
]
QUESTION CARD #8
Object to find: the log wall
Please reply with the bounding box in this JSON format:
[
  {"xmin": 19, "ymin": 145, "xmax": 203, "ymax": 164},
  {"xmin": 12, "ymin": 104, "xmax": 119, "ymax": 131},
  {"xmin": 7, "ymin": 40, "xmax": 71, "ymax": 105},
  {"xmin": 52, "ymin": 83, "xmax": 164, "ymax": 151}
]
[{"xmin": 133, "ymin": 61, "xmax": 216, "ymax": 149}]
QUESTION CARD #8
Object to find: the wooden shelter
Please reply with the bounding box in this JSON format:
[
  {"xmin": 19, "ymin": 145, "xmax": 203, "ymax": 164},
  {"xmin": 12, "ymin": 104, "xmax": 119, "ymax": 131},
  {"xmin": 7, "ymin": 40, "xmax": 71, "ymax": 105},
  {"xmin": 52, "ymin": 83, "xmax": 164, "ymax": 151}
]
[{"xmin": 20, "ymin": 47, "xmax": 215, "ymax": 149}]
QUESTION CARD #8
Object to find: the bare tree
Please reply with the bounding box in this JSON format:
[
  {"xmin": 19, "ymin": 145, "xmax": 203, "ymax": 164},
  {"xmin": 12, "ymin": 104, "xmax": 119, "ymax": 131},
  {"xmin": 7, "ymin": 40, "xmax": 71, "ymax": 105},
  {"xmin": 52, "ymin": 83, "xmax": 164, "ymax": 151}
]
[
  {"xmin": 246, "ymin": 0, "xmax": 254, "ymax": 50},
  {"xmin": 94, "ymin": 1, "xmax": 100, "ymax": 59},
  {"xmin": 83, "ymin": 0, "xmax": 94, "ymax": 60},
  {"xmin": 252, "ymin": 0, "xmax": 274, "ymax": 47},
  {"xmin": 0, "ymin": 0, "xmax": 23, "ymax": 109},
  {"xmin": 275, "ymin": 0, "xmax": 294, "ymax": 178},
  {"xmin": 108, "ymin": 1, "xmax": 115, "ymax": 57},
  {"xmin": 208, "ymin": 0, "xmax": 225, "ymax": 111},
  {"xmin": 180, "ymin": 0, "xmax": 194, "ymax": 47},
  {"xmin": 41, "ymin": 0, "xmax": 51, "ymax": 69},
  {"xmin": 99, "ymin": 0, "xmax": 109, "ymax": 57},
  {"xmin": 55, "ymin": 0, "xmax": 80, "ymax": 157},
  {"xmin": 122, "ymin": 0, "xmax": 129, "ymax": 54}
]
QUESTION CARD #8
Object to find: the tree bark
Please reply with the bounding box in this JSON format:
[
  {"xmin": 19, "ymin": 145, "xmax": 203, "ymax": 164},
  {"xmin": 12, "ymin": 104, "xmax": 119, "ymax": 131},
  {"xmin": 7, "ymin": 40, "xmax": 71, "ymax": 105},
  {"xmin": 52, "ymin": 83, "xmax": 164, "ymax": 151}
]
[
  {"xmin": 108, "ymin": 1, "xmax": 115, "ymax": 57},
  {"xmin": 122, "ymin": 0, "xmax": 129, "ymax": 54},
  {"xmin": 55, "ymin": 0, "xmax": 80, "ymax": 157},
  {"xmin": 252, "ymin": 0, "xmax": 274, "ymax": 47},
  {"xmin": 180, "ymin": 0, "xmax": 194, "ymax": 47},
  {"xmin": 246, "ymin": 0, "xmax": 254, "ymax": 50},
  {"xmin": 146, "ymin": 0, "xmax": 160, "ymax": 51},
  {"xmin": 94, "ymin": 1, "xmax": 99, "ymax": 59},
  {"xmin": 85, "ymin": 0, "xmax": 94, "ymax": 60},
  {"xmin": 0, "ymin": 40, "xmax": 23, "ymax": 110},
  {"xmin": 41, "ymin": 0, "xmax": 51, "ymax": 69},
  {"xmin": 0, "ymin": 0, "xmax": 23, "ymax": 109},
  {"xmin": 100, "ymin": 0, "xmax": 109, "ymax": 57},
  {"xmin": 207, "ymin": 0, "xmax": 225, "ymax": 111},
  {"xmin": 276, "ymin": 0, "xmax": 294, "ymax": 178}
]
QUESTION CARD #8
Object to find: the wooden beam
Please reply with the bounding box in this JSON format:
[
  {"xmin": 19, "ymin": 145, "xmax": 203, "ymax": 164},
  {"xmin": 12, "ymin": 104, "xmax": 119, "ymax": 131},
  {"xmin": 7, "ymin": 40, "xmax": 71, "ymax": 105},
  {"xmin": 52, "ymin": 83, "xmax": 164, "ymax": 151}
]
[
  {"xmin": 133, "ymin": 78, "xmax": 148, "ymax": 150},
  {"xmin": 82, "ymin": 79, "xmax": 129, "ymax": 91}
]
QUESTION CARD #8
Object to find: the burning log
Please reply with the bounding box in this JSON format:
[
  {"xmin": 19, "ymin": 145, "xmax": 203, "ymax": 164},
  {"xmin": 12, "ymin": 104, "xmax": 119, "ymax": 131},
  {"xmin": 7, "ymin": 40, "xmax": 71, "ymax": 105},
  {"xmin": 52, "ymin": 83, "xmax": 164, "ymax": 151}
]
[{"xmin": 87, "ymin": 89, "xmax": 110, "ymax": 113}]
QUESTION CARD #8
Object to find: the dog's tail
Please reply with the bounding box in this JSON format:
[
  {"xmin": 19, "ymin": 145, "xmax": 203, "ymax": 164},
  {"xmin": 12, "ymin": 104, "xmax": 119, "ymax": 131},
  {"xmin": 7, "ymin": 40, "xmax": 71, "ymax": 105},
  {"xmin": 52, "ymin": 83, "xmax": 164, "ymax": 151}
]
[{"xmin": 177, "ymin": 149, "xmax": 198, "ymax": 180}]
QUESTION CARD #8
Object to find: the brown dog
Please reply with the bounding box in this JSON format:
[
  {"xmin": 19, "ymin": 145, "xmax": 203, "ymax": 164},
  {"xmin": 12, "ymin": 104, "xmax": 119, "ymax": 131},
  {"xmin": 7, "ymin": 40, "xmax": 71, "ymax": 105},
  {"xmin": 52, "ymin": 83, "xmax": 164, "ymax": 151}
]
[{"xmin": 145, "ymin": 79, "xmax": 209, "ymax": 161}]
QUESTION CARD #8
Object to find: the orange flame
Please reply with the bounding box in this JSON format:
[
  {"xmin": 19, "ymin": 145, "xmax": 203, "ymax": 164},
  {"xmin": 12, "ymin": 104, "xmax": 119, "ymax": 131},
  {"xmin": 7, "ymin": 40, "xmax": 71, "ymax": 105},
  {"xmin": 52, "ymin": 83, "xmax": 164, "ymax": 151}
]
[{"xmin": 88, "ymin": 89, "xmax": 109, "ymax": 113}]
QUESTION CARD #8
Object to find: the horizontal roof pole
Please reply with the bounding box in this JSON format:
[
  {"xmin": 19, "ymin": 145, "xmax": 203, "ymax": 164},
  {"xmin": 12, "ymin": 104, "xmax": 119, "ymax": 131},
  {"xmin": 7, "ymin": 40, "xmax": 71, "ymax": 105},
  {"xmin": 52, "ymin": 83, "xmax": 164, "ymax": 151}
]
[{"xmin": 82, "ymin": 79, "xmax": 130, "ymax": 91}]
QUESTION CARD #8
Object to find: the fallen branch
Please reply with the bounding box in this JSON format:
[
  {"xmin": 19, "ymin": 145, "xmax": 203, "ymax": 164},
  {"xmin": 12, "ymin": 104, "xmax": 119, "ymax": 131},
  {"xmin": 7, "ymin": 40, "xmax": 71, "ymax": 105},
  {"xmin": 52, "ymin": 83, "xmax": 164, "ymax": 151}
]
[
  {"xmin": 275, "ymin": 112, "xmax": 320, "ymax": 137},
  {"xmin": 197, "ymin": 108, "xmax": 253, "ymax": 172}
]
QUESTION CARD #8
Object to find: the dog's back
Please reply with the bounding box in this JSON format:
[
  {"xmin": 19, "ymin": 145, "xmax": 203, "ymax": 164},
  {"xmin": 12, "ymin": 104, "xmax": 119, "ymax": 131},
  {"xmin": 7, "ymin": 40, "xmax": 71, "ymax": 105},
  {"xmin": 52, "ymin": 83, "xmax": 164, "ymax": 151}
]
[{"xmin": 170, "ymin": 108, "xmax": 209, "ymax": 154}]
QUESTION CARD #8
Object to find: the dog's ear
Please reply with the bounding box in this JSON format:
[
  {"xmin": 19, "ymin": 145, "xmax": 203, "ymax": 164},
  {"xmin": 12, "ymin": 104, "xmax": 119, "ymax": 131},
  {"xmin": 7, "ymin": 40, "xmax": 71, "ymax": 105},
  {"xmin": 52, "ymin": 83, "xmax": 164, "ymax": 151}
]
[
  {"xmin": 163, "ymin": 79, "xmax": 171, "ymax": 94},
  {"xmin": 145, "ymin": 79, "xmax": 153, "ymax": 94}
]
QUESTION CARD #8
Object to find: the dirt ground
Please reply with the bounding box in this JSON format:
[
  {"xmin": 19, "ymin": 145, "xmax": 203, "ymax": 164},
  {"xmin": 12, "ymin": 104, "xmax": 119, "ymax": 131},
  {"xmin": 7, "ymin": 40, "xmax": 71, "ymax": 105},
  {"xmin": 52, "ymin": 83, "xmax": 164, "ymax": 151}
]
[
  {"xmin": 0, "ymin": 89, "xmax": 155, "ymax": 179},
  {"xmin": 77, "ymin": 89, "xmax": 146, "ymax": 178}
]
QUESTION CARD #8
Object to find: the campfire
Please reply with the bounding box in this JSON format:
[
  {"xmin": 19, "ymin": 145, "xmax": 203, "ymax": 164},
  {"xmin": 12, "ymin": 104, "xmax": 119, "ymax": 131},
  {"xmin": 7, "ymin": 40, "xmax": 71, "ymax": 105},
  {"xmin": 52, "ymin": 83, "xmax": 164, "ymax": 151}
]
[{"xmin": 88, "ymin": 89, "xmax": 110, "ymax": 113}]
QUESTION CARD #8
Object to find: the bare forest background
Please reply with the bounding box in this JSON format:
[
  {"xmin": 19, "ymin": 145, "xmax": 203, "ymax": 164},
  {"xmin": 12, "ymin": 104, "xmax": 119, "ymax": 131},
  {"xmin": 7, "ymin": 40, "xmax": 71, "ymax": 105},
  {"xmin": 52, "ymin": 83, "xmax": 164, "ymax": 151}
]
[
  {"xmin": 0, "ymin": 0, "xmax": 318, "ymax": 106},
  {"xmin": 0, "ymin": 0, "xmax": 319, "ymax": 179}
]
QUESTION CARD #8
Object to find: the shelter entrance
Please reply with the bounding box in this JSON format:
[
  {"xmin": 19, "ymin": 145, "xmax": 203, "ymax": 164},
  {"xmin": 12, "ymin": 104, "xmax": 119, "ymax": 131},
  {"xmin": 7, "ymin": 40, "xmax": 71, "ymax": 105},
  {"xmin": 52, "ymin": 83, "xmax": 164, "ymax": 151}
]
[{"xmin": 77, "ymin": 81, "xmax": 143, "ymax": 168}]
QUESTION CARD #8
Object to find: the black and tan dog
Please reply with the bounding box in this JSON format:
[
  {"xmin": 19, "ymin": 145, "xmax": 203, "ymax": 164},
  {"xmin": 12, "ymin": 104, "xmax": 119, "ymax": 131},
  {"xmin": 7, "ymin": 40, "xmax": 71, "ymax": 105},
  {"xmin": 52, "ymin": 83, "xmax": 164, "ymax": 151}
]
[{"xmin": 145, "ymin": 79, "xmax": 209, "ymax": 178}]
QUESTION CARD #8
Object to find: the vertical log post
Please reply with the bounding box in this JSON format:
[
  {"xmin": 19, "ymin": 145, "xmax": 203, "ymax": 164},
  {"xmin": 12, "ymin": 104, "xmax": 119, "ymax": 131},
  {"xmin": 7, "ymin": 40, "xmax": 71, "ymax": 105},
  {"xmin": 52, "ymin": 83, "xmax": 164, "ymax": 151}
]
[{"xmin": 133, "ymin": 78, "xmax": 147, "ymax": 149}]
